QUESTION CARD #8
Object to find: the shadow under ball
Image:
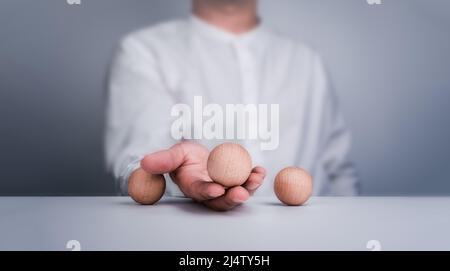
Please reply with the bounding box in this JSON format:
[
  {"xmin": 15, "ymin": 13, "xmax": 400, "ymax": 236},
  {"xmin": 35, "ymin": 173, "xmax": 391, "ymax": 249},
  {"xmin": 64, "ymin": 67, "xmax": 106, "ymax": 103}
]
[
  {"xmin": 207, "ymin": 143, "xmax": 252, "ymax": 187},
  {"xmin": 274, "ymin": 167, "xmax": 313, "ymax": 206},
  {"xmin": 128, "ymin": 168, "xmax": 166, "ymax": 205}
]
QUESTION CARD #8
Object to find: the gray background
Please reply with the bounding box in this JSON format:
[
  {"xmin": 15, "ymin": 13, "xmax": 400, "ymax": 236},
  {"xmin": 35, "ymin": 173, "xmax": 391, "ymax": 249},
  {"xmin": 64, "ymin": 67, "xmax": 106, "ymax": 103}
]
[{"xmin": 0, "ymin": 0, "xmax": 449, "ymax": 196}]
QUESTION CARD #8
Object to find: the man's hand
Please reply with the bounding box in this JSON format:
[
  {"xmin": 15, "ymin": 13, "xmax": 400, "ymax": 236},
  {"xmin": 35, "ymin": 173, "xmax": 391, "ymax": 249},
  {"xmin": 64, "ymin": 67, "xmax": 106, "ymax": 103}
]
[{"xmin": 140, "ymin": 141, "xmax": 266, "ymax": 211}]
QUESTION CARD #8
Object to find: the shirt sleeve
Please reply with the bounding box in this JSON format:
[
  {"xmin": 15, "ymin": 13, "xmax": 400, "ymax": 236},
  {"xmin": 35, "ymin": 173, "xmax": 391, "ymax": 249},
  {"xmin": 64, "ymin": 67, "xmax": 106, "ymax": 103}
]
[
  {"xmin": 104, "ymin": 35, "xmax": 177, "ymax": 195},
  {"xmin": 311, "ymin": 54, "xmax": 360, "ymax": 196}
]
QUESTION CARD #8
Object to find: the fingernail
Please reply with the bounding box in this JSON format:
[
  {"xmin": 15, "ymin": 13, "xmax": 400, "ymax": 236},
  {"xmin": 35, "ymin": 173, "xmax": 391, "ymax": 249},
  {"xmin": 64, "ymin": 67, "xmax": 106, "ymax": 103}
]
[
  {"xmin": 247, "ymin": 182, "xmax": 260, "ymax": 190},
  {"xmin": 208, "ymin": 190, "xmax": 223, "ymax": 198},
  {"xmin": 233, "ymin": 198, "xmax": 246, "ymax": 204}
]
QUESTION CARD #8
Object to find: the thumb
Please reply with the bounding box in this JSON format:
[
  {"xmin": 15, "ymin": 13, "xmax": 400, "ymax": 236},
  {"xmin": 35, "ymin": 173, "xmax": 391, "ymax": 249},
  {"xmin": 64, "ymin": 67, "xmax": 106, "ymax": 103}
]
[{"xmin": 140, "ymin": 144, "xmax": 185, "ymax": 174}]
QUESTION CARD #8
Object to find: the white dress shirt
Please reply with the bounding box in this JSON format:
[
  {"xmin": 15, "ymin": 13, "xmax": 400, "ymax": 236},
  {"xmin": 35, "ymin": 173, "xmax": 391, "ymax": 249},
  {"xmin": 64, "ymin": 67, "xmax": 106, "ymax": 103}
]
[{"xmin": 105, "ymin": 16, "xmax": 359, "ymax": 196}]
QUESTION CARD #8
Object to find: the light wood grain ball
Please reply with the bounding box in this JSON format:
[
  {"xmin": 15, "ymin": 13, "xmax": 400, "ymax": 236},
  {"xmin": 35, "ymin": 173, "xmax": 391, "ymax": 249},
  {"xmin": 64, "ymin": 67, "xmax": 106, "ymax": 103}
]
[
  {"xmin": 274, "ymin": 167, "xmax": 313, "ymax": 206},
  {"xmin": 207, "ymin": 143, "xmax": 252, "ymax": 187},
  {"xmin": 128, "ymin": 168, "xmax": 166, "ymax": 205}
]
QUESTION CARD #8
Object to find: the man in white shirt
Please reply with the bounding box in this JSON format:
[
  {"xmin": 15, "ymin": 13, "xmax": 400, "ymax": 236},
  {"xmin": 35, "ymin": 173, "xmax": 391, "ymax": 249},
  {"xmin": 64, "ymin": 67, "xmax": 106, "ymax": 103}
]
[{"xmin": 105, "ymin": 0, "xmax": 358, "ymax": 211}]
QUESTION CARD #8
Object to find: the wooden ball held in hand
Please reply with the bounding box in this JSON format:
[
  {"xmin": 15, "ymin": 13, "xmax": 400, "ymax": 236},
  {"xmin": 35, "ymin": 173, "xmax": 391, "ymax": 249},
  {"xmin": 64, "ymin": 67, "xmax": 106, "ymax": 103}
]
[
  {"xmin": 207, "ymin": 143, "xmax": 252, "ymax": 187},
  {"xmin": 128, "ymin": 168, "xmax": 166, "ymax": 205},
  {"xmin": 274, "ymin": 167, "xmax": 313, "ymax": 206}
]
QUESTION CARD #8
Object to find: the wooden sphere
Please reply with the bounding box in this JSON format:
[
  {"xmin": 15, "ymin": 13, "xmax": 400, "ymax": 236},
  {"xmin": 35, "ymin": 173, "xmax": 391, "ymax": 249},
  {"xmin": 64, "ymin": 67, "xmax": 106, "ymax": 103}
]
[
  {"xmin": 128, "ymin": 168, "xmax": 166, "ymax": 205},
  {"xmin": 274, "ymin": 167, "xmax": 313, "ymax": 206},
  {"xmin": 207, "ymin": 143, "xmax": 252, "ymax": 187}
]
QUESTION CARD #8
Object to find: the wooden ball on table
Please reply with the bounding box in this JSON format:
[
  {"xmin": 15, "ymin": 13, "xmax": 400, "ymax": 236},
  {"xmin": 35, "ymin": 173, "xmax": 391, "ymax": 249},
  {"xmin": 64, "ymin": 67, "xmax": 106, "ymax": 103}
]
[
  {"xmin": 274, "ymin": 167, "xmax": 313, "ymax": 206},
  {"xmin": 128, "ymin": 168, "xmax": 166, "ymax": 205},
  {"xmin": 207, "ymin": 143, "xmax": 252, "ymax": 187}
]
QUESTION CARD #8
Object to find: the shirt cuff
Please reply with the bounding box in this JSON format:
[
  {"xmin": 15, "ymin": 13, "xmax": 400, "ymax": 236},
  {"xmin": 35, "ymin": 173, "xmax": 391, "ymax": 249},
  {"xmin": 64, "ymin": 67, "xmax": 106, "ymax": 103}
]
[{"xmin": 119, "ymin": 157, "xmax": 142, "ymax": 195}]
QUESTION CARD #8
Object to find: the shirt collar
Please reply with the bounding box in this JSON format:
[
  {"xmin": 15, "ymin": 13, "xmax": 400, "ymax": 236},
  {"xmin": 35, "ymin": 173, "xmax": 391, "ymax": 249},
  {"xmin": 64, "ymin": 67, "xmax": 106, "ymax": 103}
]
[{"xmin": 189, "ymin": 14, "xmax": 266, "ymax": 45}]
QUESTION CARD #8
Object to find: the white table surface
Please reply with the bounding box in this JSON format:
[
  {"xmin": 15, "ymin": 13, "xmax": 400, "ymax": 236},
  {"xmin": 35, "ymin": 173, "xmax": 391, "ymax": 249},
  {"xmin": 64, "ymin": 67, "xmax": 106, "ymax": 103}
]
[{"xmin": 0, "ymin": 196, "xmax": 449, "ymax": 251}]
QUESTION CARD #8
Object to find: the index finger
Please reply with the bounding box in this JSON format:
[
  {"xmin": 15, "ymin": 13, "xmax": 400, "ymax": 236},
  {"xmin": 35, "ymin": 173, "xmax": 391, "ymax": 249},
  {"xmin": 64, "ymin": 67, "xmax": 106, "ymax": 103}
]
[{"xmin": 140, "ymin": 144, "xmax": 185, "ymax": 174}]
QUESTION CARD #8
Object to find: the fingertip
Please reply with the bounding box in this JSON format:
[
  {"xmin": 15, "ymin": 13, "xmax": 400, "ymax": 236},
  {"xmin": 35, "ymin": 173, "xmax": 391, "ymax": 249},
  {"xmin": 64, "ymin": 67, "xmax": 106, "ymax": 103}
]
[
  {"xmin": 192, "ymin": 181, "xmax": 225, "ymax": 201},
  {"xmin": 203, "ymin": 186, "xmax": 250, "ymax": 211},
  {"xmin": 140, "ymin": 147, "xmax": 185, "ymax": 174},
  {"xmin": 245, "ymin": 171, "xmax": 265, "ymax": 190},
  {"xmin": 228, "ymin": 186, "xmax": 250, "ymax": 203},
  {"xmin": 253, "ymin": 166, "xmax": 266, "ymax": 177},
  {"xmin": 245, "ymin": 180, "xmax": 260, "ymax": 191},
  {"xmin": 249, "ymin": 171, "xmax": 265, "ymax": 182},
  {"xmin": 206, "ymin": 183, "xmax": 226, "ymax": 198},
  {"xmin": 140, "ymin": 153, "xmax": 168, "ymax": 174},
  {"xmin": 140, "ymin": 155, "xmax": 153, "ymax": 172}
]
